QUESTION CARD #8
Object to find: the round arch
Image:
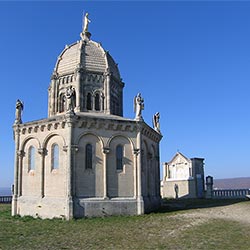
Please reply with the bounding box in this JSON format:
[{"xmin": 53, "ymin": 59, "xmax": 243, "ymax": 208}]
[
  {"xmin": 107, "ymin": 134, "xmax": 135, "ymax": 152},
  {"xmin": 20, "ymin": 136, "xmax": 41, "ymax": 151},
  {"xmin": 42, "ymin": 133, "xmax": 67, "ymax": 149},
  {"xmin": 75, "ymin": 132, "xmax": 104, "ymax": 149}
]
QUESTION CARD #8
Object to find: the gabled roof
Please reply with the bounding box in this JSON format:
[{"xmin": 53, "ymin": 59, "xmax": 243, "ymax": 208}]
[{"xmin": 166, "ymin": 152, "xmax": 191, "ymax": 165}]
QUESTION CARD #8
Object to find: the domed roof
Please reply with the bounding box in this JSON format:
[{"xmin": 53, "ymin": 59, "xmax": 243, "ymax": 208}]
[
  {"xmin": 54, "ymin": 34, "xmax": 121, "ymax": 80},
  {"xmin": 48, "ymin": 16, "xmax": 125, "ymax": 118}
]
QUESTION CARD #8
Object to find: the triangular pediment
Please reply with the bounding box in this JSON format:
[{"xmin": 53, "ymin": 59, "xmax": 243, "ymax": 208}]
[{"xmin": 167, "ymin": 152, "xmax": 191, "ymax": 166}]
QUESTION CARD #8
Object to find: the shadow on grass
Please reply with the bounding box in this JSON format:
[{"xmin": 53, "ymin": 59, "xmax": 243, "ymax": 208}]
[{"xmin": 156, "ymin": 198, "xmax": 248, "ymax": 213}]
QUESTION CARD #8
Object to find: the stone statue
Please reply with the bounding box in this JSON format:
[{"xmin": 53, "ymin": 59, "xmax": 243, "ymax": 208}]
[
  {"xmin": 153, "ymin": 112, "xmax": 161, "ymax": 133},
  {"xmin": 174, "ymin": 183, "xmax": 179, "ymax": 199},
  {"xmin": 134, "ymin": 93, "xmax": 144, "ymax": 120},
  {"xmin": 15, "ymin": 99, "xmax": 24, "ymax": 124},
  {"xmin": 83, "ymin": 12, "xmax": 91, "ymax": 33},
  {"xmin": 65, "ymin": 86, "xmax": 76, "ymax": 113}
]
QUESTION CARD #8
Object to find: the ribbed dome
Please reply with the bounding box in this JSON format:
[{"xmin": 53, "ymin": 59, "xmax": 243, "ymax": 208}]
[
  {"xmin": 54, "ymin": 38, "xmax": 121, "ymax": 80},
  {"xmin": 48, "ymin": 26, "xmax": 125, "ymax": 118}
]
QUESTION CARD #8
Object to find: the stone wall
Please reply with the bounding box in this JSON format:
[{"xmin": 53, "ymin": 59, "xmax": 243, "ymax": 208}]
[{"xmin": 162, "ymin": 179, "xmax": 197, "ymax": 199}]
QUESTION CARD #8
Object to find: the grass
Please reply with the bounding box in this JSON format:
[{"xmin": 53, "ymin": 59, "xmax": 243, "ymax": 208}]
[{"xmin": 0, "ymin": 200, "xmax": 249, "ymax": 250}]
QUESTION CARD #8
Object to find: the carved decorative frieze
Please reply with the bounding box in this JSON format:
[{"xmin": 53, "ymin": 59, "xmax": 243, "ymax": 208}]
[
  {"xmin": 47, "ymin": 124, "xmax": 52, "ymax": 131},
  {"xmin": 141, "ymin": 125, "xmax": 162, "ymax": 143},
  {"xmin": 82, "ymin": 73, "xmax": 104, "ymax": 83},
  {"xmin": 16, "ymin": 114, "xmax": 142, "ymax": 136},
  {"xmin": 34, "ymin": 126, "xmax": 39, "ymax": 133}
]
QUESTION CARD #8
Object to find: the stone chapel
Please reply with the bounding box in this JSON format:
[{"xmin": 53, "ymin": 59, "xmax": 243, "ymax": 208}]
[
  {"xmin": 12, "ymin": 14, "xmax": 162, "ymax": 219},
  {"xmin": 162, "ymin": 152, "xmax": 205, "ymax": 199}
]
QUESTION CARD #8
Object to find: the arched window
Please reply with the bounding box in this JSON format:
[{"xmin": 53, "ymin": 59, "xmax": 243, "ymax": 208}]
[
  {"xmin": 87, "ymin": 93, "xmax": 92, "ymax": 110},
  {"xmin": 116, "ymin": 145, "xmax": 123, "ymax": 170},
  {"xmin": 28, "ymin": 146, "xmax": 35, "ymax": 171},
  {"xmin": 95, "ymin": 93, "xmax": 100, "ymax": 111},
  {"xmin": 85, "ymin": 144, "xmax": 92, "ymax": 169},
  {"xmin": 52, "ymin": 144, "xmax": 59, "ymax": 169}
]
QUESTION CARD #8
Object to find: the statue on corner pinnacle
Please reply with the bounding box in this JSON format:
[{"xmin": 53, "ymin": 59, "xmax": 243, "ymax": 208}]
[
  {"xmin": 15, "ymin": 99, "xmax": 24, "ymax": 124},
  {"xmin": 134, "ymin": 93, "xmax": 144, "ymax": 121},
  {"xmin": 153, "ymin": 112, "xmax": 161, "ymax": 134}
]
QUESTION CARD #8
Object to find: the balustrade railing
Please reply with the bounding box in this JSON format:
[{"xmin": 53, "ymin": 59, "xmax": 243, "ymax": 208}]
[
  {"xmin": 0, "ymin": 196, "xmax": 12, "ymax": 203},
  {"xmin": 212, "ymin": 189, "xmax": 250, "ymax": 199}
]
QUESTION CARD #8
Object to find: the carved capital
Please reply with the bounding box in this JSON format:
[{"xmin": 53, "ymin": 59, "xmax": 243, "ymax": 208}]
[
  {"xmin": 17, "ymin": 150, "xmax": 25, "ymax": 157},
  {"xmin": 103, "ymin": 147, "xmax": 110, "ymax": 154},
  {"xmin": 65, "ymin": 113, "xmax": 78, "ymax": 125},
  {"xmin": 72, "ymin": 145, "xmax": 79, "ymax": 152},
  {"xmin": 38, "ymin": 148, "xmax": 47, "ymax": 156},
  {"xmin": 104, "ymin": 67, "xmax": 112, "ymax": 77},
  {"xmin": 133, "ymin": 149, "xmax": 140, "ymax": 155},
  {"xmin": 155, "ymin": 156, "xmax": 160, "ymax": 161},
  {"xmin": 63, "ymin": 145, "xmax": 68, "ymax": 152},
  {"xmin": 51, "ymin": 72, "xmax": 58, "ymax": 80},
  {"xmin": 147, "ymin": 153, "xmax": 152, "ymax": 160}
]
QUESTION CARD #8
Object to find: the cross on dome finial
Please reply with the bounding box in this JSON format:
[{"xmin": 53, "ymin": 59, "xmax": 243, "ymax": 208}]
[{"xmin": 80, "ymin": 12, "xmax": 91, "ymax": 40}]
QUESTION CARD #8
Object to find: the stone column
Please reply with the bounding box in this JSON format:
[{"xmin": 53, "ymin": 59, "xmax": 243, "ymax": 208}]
[
  {"xmin": 133, "ymin": 149, "xmax": 140, "ymax": 199},
  {"xmin": 75, "ymin": 39, "xmax": 85, "ymax": 113},
  {"xmin": 65, "ymin": 113, "xmax": 76, "ymax": 219},
  {"xmin": 12, "ymin": 125, "xmax": 21, "ymax": 216},
  {"xmin": 101, "ymin": 93, "xmax": 105, "ymax": 112},
  {"xmin": 136, "ymin": 122, "xmax": 144, "ymax": 215},
  {"xmin": 75, "ymin": 66, "xmax": 82, "ymax": 112},
  {"xmin": 38, "ymin": 148, "xmax": 47, "ymax": 198},
  {"xmin": 49, "ymin": 73, "xmax": 57, "ymax": 116},
  {"xmin": 147, "ymin": 153, "xmax": 152, "ymax": 197},
  {"xmin": 104, "ymin": 67, "xmax": 111, "ymax": 114},
  {"xmin": 71, "ymin": 145, "xmax": 79, "ymax": 197},
  {"xmin": 156, "ymin": 142, "xmax": 161, "ymax": 198},
  {"xmin": 163, "ymin": 163, "xmax": 166, "ymax": 181},
  {"xmin": 17, "ymin": 150, "xmax": 24, "ymax": 197},
  {"xmin": 155, "ymin": 155, "xmax": 160, "ymax": 197},
  {"xmin": 103, "ymin": 147, "xmax": 110, "ymax": 199}
]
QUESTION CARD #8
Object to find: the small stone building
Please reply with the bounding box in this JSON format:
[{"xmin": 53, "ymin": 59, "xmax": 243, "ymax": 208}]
[
  {"xmin": 162, "ymin": 152, "xmax": 205, "ymax": 199},
  {"xmin": 12, "ymin": 16, "xmax": 162, "ymax": 219}
]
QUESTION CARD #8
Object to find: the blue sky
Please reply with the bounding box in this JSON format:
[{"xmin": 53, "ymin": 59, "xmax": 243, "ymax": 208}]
[{"xmin": 0, "ymin": 1, "xmax": 250, "ymax": 187}]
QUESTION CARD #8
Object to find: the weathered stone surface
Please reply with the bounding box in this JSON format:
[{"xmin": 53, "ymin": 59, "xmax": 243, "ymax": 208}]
[
  {"xmin": 12, "ymin": 18, "xmax": 162, "ymax": 219},
  {"xmin": 162, "ymin": 152, "xmax": 205, "ymax": 199}
]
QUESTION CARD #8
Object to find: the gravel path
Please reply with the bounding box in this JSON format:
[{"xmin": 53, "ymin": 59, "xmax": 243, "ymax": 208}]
[
  {"xmin": 178, "ymin": 202, "xmax": 250, "ymax": 225},
  {"xmin": 164, "ymin": 202, "xmax": 250, "ymax": 238}
]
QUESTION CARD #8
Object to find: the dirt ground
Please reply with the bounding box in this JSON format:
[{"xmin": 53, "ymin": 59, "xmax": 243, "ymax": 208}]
[
  {"xmin": 162, "ymin": 201, "xmax": 250, "ymax": 238},
  {"xmin": 176, "ymin": 201, "xmax": 250, "ymax": 226}
]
